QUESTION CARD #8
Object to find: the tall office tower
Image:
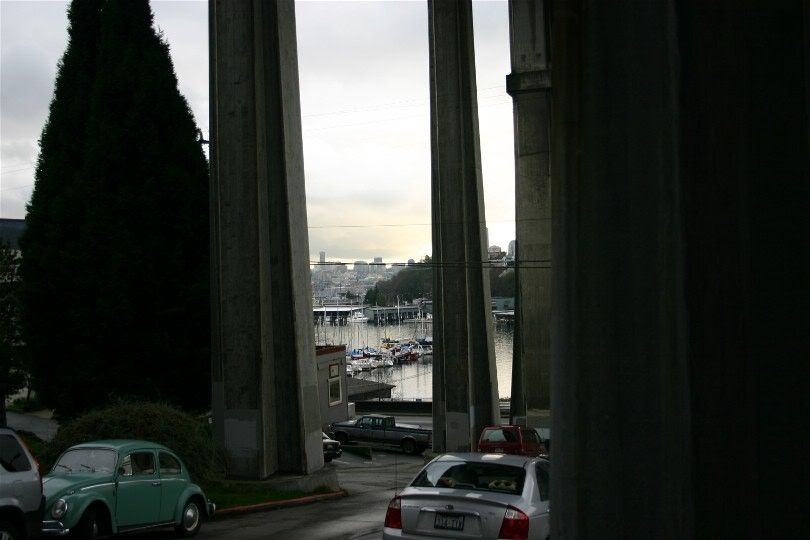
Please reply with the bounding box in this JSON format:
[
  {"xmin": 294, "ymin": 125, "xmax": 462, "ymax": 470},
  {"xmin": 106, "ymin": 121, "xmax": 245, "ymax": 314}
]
[
  {"xmin": 508, "ymin": 240, "xmax": 515, "ymax": 257},
  {"xmin": 319, "ymin": 251, "xmax": 326, "ymax": 264}
]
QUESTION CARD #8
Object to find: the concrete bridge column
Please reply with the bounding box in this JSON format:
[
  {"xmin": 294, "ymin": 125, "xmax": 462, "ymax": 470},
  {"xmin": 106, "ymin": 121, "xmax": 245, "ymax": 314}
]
[
  {"xmin": 549, "ymin": 1, "xmax": 690, "ymax": 535},
  {"xmin": 549, "ymin": 0, "xmax": 808, "ymax": 537},
  {"xmin": 209, "ymin": 0, "xmax": 322, "ymax": 478},
  {"xmin": 428, "ymin": 0, "xmax": 500, "ymax": 453},
  {"xmin": 507, "ymin": 0, "xmax": 552, "ymax": 427}
]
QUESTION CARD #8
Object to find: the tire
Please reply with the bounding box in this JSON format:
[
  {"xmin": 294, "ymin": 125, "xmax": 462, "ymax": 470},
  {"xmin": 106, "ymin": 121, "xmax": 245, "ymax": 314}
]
[
  {"xmin": 71, "ymin": 508, "xmax": 100, "ymax": 540},
  {"xmin": 174, "ymin": 499, "xmax": 202, "ymax": 538},
  {"xmin": 0, "ymin": 520, "xmax": 21, "ymax": 540},
  {"xmin": 401, "ymin": 438, "xmax": 416, "ymax": 454},
  {"xmin": 324, "ymin": 456, "xmax": 332, "ymax": 462},
  {"xmin": 333, "ymin": 432, "xmax": 348, "ymax": 445}
]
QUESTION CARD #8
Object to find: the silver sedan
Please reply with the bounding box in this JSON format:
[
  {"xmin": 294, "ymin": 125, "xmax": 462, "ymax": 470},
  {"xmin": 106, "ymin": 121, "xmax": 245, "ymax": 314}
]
[{"xmin": 382, "ymin": 453, "xmax": 550, "ymax": 540}]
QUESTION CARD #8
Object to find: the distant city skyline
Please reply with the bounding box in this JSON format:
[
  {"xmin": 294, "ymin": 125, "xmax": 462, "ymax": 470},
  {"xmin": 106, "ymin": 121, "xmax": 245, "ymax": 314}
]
[{"xmin": 0, "ymin": 0, "xmax": 516, "ymax": 264}]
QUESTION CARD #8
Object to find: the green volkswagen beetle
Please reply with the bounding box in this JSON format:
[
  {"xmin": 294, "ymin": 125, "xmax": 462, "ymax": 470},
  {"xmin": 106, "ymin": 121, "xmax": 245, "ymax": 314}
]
[{"xmin": 41, "ymin": 440, "xmax": 214, "ymax": 538}]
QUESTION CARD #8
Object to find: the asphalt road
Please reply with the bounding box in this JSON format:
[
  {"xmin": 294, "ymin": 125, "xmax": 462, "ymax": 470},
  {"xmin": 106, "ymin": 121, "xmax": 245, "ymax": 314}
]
[{"xmin": 126, "ymin": 448, "xmax": 426, "ymax": 540}]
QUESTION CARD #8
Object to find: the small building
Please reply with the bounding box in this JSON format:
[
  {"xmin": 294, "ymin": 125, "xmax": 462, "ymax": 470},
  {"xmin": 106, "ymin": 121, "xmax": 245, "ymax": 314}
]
[
  {"xmin": 488, "ymin": 245, "xmax": 506, "ymax": 260},
  {"xmin": 315, "ymin": 345, "xmax": 348, "ymax": 430},
  {"xmin": 0, "ymin": 218, "xmax": 25, "ymax": 250},
  {"xmin": 353, "ymin": 260, "xmax": 369, "ymax": 275}
]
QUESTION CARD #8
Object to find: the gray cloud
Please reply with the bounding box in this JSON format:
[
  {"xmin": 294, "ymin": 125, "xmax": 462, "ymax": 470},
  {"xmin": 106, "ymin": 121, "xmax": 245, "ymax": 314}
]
[{"xmin": 1, "ymin": 0, "xmax": 515, "ymax": 257}]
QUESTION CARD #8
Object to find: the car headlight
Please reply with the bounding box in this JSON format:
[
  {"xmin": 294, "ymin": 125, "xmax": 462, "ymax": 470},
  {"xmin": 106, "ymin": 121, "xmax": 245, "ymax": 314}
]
[{"xmin": 51, "ymin": 498, "xmax": 68, "ymax": 519}]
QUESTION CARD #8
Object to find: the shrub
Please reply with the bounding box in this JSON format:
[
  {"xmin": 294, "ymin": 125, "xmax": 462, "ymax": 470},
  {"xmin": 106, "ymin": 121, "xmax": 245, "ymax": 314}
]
[
  {"xmin": 8, "ymin": 395, "xmax": 42, "ymax": 413},
  {"xmin": 45, "ymin": 401, "xmax": 213, "ymax": 480}
]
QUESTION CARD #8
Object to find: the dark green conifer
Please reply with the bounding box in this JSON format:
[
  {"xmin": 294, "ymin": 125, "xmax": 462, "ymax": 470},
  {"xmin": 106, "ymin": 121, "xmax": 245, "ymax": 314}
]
[
  {"xmin": 21, "ymin": 0, "xmax": 209, "ymax": 418},
  {"xmin": 21, "ymin": 0, "xmax": 104, "ymax": 415}
]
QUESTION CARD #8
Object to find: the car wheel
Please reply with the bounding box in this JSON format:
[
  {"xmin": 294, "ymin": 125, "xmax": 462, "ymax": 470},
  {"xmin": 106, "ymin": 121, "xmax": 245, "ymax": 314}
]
[
  {"xmin": 174, "ymin": 499, "xmax": 202, "ymax": 537},
  {"xmin": 401, "ymin": 438, "xmax": 416, "ymax": 454},
  {"xmin": 72, "ymin": 508, "xmax": 100, "ymax": 540},
  {"xmin": 0, "ymin": 521, "xmax": 21, "ymax": 540},
  {"xmin": 324, "ymin": 456, "xmax": 332, "ymax": 462},
  {"xmin": 333, "ymin": 432, "xmax": 348, "ymax": 445}
]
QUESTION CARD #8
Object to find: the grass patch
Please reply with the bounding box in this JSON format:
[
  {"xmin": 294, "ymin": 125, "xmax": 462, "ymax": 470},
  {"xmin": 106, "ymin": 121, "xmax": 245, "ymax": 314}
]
[{"xmin": 201, "ymin": 480, "xmax": 334, "ymax": 509}]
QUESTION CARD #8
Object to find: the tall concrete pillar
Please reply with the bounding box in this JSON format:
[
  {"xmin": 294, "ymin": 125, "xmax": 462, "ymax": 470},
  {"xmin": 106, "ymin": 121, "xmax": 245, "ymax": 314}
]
[
  {"xmin": 428, "ymin": 0, "xmax": 500, "ymax": 453},
  {"xmin": 506, "ymin": 0, "xmax": 552, "ymax": 426},
  {"xmin": 550, "ymin": 1, "xmax": 691, "ymax": 537},
  {"xmin": 550, "ymin": 0, "xmax": 808, "ymax": 537},
  {"xmin": 209, "ymin": 0, "xmax": 322, "ymax": 478}
]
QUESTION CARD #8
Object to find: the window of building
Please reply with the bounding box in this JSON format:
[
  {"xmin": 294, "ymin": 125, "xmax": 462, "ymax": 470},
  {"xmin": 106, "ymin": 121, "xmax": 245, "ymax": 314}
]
[{"xmin": 329, "ymin": 375, "xmax": 342, "ymax": 405}]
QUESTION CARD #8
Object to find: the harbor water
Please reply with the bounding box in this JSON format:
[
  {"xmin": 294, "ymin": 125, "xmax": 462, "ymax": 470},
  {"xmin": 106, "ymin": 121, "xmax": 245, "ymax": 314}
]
[{"xmin": 315, "ymin": 319, "xmax": 514, "ymax": 399}]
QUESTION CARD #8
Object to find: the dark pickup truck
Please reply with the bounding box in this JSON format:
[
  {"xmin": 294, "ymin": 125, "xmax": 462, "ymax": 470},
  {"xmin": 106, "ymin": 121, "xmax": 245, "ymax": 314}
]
[{"xmin": 329, "ymin": 415, "xmax": 432, "ymax": 454}]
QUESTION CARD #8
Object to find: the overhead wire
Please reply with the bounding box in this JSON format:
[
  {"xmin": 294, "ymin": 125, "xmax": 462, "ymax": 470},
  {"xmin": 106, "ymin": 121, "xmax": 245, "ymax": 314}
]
[{"xmin": 310, "ymin": 260, "xmax": 549, "ymax": 269}]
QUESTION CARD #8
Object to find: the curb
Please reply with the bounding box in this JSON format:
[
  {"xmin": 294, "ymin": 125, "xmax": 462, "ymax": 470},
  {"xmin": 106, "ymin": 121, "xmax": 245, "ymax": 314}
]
[{"xmin": 214, "ymin": 490, "xmax": 348, "ymax": 518}]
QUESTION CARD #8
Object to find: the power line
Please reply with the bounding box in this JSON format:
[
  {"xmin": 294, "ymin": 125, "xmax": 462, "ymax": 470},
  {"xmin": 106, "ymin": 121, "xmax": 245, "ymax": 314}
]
[
  {"xmin": 308, "ymin": 217, "xmax": 541, "ymax": 229},
  {"xmin": 0, "ymin": 166, "xmax": 35, "ymax": 175},
  {"xmin": 1, "ymin": 159, "xmax": 36, "ymax": 173},
  {"xmin": 303, "ymin": 97, "xmax": 512, "ymax": 133},
  {"xmin": 310, "ymin": 260, "xmax": 549, "ymax": 269},
  {"xmin": 301, "ymin": 84, "xmax": 507, "ymax": 120},
  {"xmin": 0, "ymin": 183, "xmax": 34, "ymax": 192}
]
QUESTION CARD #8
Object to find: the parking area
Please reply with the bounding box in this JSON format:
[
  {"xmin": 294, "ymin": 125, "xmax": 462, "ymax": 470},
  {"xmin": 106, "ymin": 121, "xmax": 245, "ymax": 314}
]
[{"xmin": 126, "ymin": 448, "xmax": 426, "ymax": 540}]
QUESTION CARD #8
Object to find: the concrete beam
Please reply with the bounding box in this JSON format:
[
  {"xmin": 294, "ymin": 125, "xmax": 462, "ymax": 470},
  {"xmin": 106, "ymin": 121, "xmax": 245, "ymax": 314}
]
[
  {"xmin": 209, "ymin": 0, "xmax": 322, "ymax": 478},
  {"xmin": 507, "ymin": 0, "xmax": 552, "ymax": 422},
  {"xmin": 428, "ymin": 0, "xmax": 499, "ymax": 453}
]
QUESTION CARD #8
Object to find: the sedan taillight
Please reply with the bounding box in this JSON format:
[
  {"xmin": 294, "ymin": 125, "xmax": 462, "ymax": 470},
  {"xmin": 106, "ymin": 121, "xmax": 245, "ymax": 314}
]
[
  {"xmin": 498, "ymin": 505, "xmax": 529, "ymax": 539},
  {"xmin": 384, "ymin": 496, "xmax": 402, "ymax": 529}
]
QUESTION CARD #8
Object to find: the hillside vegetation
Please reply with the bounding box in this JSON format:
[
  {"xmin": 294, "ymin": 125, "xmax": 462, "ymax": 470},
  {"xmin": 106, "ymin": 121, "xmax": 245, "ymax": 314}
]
[{"xmin": 364, "ymin": 256, "xmax": 515, "ymax": 306}]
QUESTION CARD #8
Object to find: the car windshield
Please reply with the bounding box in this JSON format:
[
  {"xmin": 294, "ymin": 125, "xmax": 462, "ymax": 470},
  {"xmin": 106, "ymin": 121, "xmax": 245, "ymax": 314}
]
[
  {"xmin": 52, "ymin": 448, "xmax": 117, "ymax": 474},
  {"xmin": 411, "ymin": 460, "xmax": 526, "ymax": 495}
]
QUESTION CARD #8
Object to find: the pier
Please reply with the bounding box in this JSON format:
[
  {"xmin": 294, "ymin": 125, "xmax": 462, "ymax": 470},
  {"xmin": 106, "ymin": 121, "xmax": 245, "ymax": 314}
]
[{"xmin": 312, "ymin": 304, "xmax": 429, "ymax": 325}]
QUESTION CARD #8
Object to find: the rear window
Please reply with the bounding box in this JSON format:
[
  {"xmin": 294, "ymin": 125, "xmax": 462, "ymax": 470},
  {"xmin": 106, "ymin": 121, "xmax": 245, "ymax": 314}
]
[
  {"xmin": 411, "ymin": 461, "xmax": 526, "ymax": 495},
  {"xmin": 481, "ymin": 428, "xmax": 518, "ymax": 443},
  {"xmin": 0, "ymin": 434, "xmax": 32, "ymax": 472}
]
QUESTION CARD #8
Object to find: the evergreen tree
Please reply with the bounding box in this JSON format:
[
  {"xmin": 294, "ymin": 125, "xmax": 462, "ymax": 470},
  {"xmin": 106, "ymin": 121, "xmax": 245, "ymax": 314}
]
[
  {"xmin": 21, "ymin": 0, "xmax": 104, "ymax": 415},
  {"xmin": 363, "ymin": 256, "xmax": 514, "ymax": 306},
  {"xmin": 0, "ymin": 243, "xmax": 26, "ymax": 426},
  {"xmin": 21, "ymin": 0, "xmax": 209, "ymax": 418}
]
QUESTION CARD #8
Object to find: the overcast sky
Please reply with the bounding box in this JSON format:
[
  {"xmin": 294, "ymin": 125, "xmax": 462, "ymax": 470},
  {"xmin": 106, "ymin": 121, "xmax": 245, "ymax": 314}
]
[{"xmin": 0, "ymin": 0, "xmax": 515, "ymax": 264}]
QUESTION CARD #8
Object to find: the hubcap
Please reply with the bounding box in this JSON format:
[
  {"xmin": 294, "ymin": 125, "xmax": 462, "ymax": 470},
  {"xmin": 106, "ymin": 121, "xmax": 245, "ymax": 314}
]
[
  {"xmin": 183, "ymin": 502, "xmax": 200, "ymax": 531},
  {"xmin": 1, "ymin": 531, "xmax": 12, "ymax": 540},
  {"xmin": 90, "ymin": 519, "xmax": 99, "ymax": 539}
]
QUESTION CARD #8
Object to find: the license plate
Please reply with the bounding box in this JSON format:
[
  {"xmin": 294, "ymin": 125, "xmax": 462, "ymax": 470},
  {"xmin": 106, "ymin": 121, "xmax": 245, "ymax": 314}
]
[
  {"xmin": 493, "ymin": 448, "xmax": 504, "ymax": 453},
  {"xmin": 435, "ymin": 513, "xmax": 464, "ymax": 531}
]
